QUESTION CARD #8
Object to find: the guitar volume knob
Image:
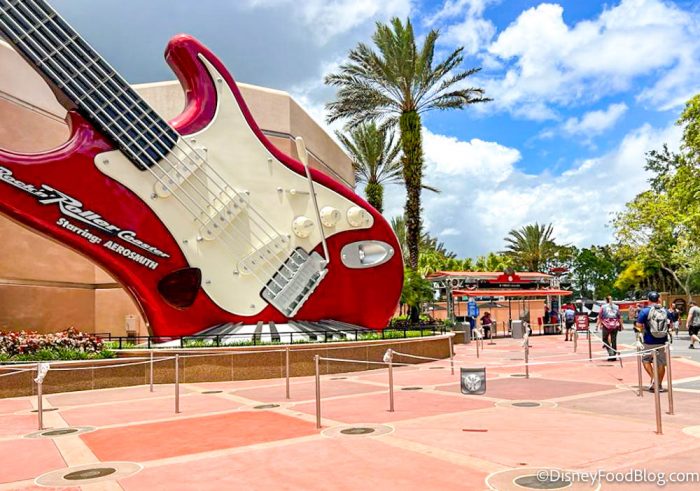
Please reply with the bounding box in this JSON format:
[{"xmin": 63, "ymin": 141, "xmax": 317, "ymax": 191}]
[
  {"xmin": 320, "ymin": 206, "xmax": 341, "ymax": 227},
  {"xmin": 292, "ymin": 216, "xmax": 314, "ymax": 238},
  {"xmin": 347, "ymin": 206, "xmax": 372, "ymax": 228}
]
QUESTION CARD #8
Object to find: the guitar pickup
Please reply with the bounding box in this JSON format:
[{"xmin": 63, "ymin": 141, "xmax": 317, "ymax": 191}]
[
  {"xmin": 153, "ymin": 144, "xmax": 205, "ymax": 198},
  {"xmin": 199, "ymin": 191, "xmax": 249, "ymax": 241},
  {"xmin": 238, "ymin": 235, "xmax": 289, "ymax": 274}
]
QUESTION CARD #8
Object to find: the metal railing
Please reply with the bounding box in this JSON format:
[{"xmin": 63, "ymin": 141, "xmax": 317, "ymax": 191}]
[{"xmin": 98, "ymin": 325, "xmax": 446, "ymax": 350}]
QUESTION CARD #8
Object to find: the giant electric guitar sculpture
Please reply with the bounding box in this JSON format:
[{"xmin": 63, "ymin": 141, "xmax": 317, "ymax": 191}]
[{"xmin": 0, "ymin": 0, "xmax": 403, "ymax": 337}]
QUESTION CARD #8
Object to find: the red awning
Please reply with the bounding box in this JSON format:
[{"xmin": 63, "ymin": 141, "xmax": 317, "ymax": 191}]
[{"xmin": 452, "ymin": 289, "xmax": 572, "ymax": 298}]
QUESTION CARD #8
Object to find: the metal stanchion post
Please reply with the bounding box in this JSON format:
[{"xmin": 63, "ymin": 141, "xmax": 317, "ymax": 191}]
[
  {"xmin": 653, "ymin": 349, "xmax": 662, "ymax": 435},
  {"xmin": 36, "ymin": 380, "xmax": 43, "ymax": 431},
  {"xmin": 448, "ymin": 336, "xmax": 454, "ymax": 375},
  {"xmin": 175, "ymin": 354, "xmax": 180, "ymax": 414},
  {"xmin": 587, "ymin": 328, "xmax": 592, "ymax": 361},
  {"xmin": 636, "ymin": 346, "xmax": 643, "ymax": 398},
  {"xmin": 525, "ymin": 341, "xmax": 530, "ymax": 379},
  {"xmin": 285, "ymin": 346, "xmax": 291, "ymax": 399},
  {"xmin": 149, "ymin": 351, "xmax": 154, "ymax": 393},
  {"xmin": 314, "ymin": 354, "xmax": 321, "ymax": 429},
  {"xmin": 573, "ymin": 330, "xmax": 578, "ymax": 352},
  {"xmin": 387, "ymin": 349, "xmax": 395, "ymax": 412},
  {"xmin": 475, "ymin": 333, "xmax": 480, "ymax": 358},
  {"xmin": 665, "ymin": 343, "xmax": 674, "ymax": 415}
]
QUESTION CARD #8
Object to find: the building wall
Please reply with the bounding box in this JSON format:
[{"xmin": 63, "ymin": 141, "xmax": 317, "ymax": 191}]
[{"xmin": 0, "ymin": 41, "xmax": 354, "ymax": 336}]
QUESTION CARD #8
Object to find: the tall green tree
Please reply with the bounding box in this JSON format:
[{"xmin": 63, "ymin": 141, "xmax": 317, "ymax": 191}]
[
  {"xmin": 474, "ymin": 252, "xmax": 512, "ymax": 272},
  {"xmin": 502, "ymin": 223, "xmax": 558, "ymax": 272},
  {"xmin": 335, "ymin": 122, "xmax": 401, "ymax": 213},
  {"xmin": 400, "ymin": 269, "xmax": 435, "ymax": 322},
  {"xmin": 326, "ymin": 18, "xmax": 490, "ymax": 269},
  {"xmin": 571, "ymin": 246, "xmax": 621, "ymax": 298},
  {"xmin": 613, "ymin": 94, "xmax": 700, "ymax": 299}
]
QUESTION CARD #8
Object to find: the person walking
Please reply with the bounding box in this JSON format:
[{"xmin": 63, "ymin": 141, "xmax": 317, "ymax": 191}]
[
  {"xmin": 564, "ymin": 305, "xmax": 575, "ymax": 341},
  {"xmin": 481, "ymin": 312, "xmax": 493, "ymax": 339},
  {"xmin": 667, "ymin": 305, "xmax": 679, "ymax": 341},
  {"xmin": 636, "ymin": 292, "xmax": 670, "ymax": 392},
  {"xmin": 686, "ymin": 301, "xmax": 700, "ymax": 349},
  {"xmin": 597, "ymin": 296, "xmax": 622, "ymax": 361}
]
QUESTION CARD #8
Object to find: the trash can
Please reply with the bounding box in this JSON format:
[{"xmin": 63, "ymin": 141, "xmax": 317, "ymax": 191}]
[
  {"xmin": 458, "ymin": 322, "xmax": 472, "ymax": 344},
  {"xmin": 511, "ymin": 319, "xmax": 524, "ymax": 339}
]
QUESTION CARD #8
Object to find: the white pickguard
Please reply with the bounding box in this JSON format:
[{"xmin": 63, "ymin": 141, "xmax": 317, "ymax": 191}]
[{"xmin": 95, "ymin": 57, "xmax": 372, "ymax": 316}]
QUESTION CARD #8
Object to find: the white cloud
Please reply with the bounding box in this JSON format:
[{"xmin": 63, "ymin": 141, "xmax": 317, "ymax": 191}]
[
  {"xmin": 423, "ymin": 131, "xmax": 520, "ymax": 180},
  {"xmin": 384, "ymin": 122, "xmax": 682, "ymax": 257},
  {"xmin": 429, "ymin": 0, "xmax": 496, "ymax": 55},
  {"xmin": 481, "ymin": 0, "xmax": 700, "ymax": 118},
  {"xmin": 562, "ymin": 102, "xmax": 628, "ymax": 137},
  {"xmin": 242, "ymin": 0, "xmax": 412, "ymax": 43},
  {"xmin": 439, "ymin": 227, "xmax": 461, "ymax": 236}
]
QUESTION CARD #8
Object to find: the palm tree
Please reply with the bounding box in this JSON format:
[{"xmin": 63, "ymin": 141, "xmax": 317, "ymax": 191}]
[
  {"xmin": 335, "ymin": 122, "xmax": 401, "ymax": 213},
  {"xmin": 502, "ymin": 223, "xmax": 557, "ymax": 272},
  {"xmin": 326, "ymin": 18, "xmax": 490, "ymax": 270}
]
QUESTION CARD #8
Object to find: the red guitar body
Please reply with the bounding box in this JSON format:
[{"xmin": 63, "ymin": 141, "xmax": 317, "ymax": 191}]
[{"xmin": 0, "ymin": 35, "xmax": 403, "ymax": 337}]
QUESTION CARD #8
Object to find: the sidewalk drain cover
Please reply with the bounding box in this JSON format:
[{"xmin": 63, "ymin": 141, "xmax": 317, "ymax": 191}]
[
  {"xmin": 64, "ymin": 468, "xmax": 116, "ymax": 481},
  {"xmin": 254, "ymin": 404, "xmax": 280, "ymax": 409},
  {"xmin": 35, "ymin": 462, "xmax": 142, "ymax": 486},
  {"xmin": 429, "ymin": 367, "xmax": 444, "ymax": 370},
  {"xmin": 31, "ymin": 407, "xmax": 58, "ymax": 412},
  {"xmin": 401, "ymin": 386, "xmax": 423, "ymax": 391},
  {"xmin": 513, "ymin": 474, "xmax": 570, "ymax": 489},
  {"xmin": 340, "ymin": 427, "xmax": 375, "ymax": 435},
  {"xmin": 25, "ymin": 426, "xmax": 95, "ymax": 439},
  {"xmin": 330, "ymin": 377, "xmax": 347, "ymax": 380},
  {"xmin": 510, "ymin": 374, "xmax": 527, "ymax": 378},
  {"xmin": 42, "ymin": 428, "xmax": 78, "ymax": 436},
  {"xmin": 322, "ymin": 423, "xmax": 394, "ymax": 438},
  {"xmin": 512, "ymin": 402, "xmax": 541, "ymax": 408},
  {"xmin": 201, "ymin": 390, "xmax": 222, "ymax": 394}
]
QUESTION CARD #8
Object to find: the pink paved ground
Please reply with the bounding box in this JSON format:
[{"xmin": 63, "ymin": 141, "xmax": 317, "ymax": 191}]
[{"xmin": 1, "ymin": 336, "xmax": 699, "ymax": 490}]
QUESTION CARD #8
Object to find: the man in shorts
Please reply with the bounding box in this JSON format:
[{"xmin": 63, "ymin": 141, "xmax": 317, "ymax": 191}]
[
  {"xmin": 687, "ymin": 301, "xmax": 700, "ymax": 349},
  {"xmin": 636, "ymin": 292, "xmax": 669, "ymax": 392},
  {"xmin": 564, "ymin": 305, "xmax": 575, "ymax": 341}
]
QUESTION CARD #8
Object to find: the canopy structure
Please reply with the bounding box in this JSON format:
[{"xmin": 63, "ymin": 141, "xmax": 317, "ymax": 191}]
[
  {"xmin": 452, "ymin": 288, "xmax": 573, "ymax": 327},
  {"xmin": 452, "ymin": 289, "xmax": 572, "ymax": 298}
]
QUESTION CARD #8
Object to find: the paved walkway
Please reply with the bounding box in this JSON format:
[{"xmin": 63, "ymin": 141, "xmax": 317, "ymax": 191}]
[{"xmin": 1, "ymin": 335, "xmax": 700, "ymax": 490}]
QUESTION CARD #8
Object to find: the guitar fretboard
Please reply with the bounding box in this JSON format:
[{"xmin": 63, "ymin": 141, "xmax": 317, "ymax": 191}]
[{"xmin": 0, "ymin": 0, "xmax": 177, "ymax": 170}]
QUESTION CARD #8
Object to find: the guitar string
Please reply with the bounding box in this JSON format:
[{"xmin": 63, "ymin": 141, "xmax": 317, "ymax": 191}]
[
  {"xmin": 11, "ymin": 0, "xmax": 298, "ymax": 282},
  {"xmin": 26, "ymin": 0, "xmax": 304, "ymax": 254},
  {"xmin": 0, "ymin": 9, "xmax": 294, "ymax": 299}
]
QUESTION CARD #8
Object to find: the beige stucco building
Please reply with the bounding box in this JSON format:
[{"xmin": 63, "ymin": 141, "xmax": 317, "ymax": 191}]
[{"xmin": 0, "ymin": 41, "xmax": 353, "ymax": 337}]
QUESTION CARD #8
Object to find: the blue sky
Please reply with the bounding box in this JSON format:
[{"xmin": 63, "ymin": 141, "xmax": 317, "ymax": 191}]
[{"xmin": 49, "ymin": 0, "xmax": 700, "ymax": 257}]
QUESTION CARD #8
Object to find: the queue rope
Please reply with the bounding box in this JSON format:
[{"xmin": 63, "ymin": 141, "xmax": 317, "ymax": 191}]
[
  {"xmin": 318, "ymin": 356, "xmax": 411, "ymax": 367},
  {"xmin": 0, "ymin": 368, "xmax": 34, "ymax": 378},
  {"xmin": 390, "ymin": 344, "xmax": 666, "ymax": 371},
  {"xmin": 48, "ymin": 356, "xmax": 176, "ymax": 372}
]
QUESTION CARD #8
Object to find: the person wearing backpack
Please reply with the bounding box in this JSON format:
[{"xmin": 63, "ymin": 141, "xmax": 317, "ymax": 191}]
[
  {"xmin": 686, "ymin": 301, "xmax": 700, "ymax": 349},
  {"xmin": 564, "ymin": 305, "xmax": 575, "ymax": 341},
  {"xmin": 636, "ymin": 291, "xmax": 670, "ymax": 392},
  {"xmin": 597, "ymin": 296, "xmax": 622, "ymax": 361}
]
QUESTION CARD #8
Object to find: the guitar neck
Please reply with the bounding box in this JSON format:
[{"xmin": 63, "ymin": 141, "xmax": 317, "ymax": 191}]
[{"xmin": 0, "ymin": 0, "xmax": 177, "ymax": 170}]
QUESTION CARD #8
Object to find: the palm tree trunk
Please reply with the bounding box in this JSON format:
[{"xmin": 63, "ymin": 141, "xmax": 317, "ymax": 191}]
[
  {"xmin": 364, "ymin": 181, "xmax": 384, "ymax": 213},
  {"xmin": 400, "ymin": 110, "xmax": 423, "ymax": 270}
]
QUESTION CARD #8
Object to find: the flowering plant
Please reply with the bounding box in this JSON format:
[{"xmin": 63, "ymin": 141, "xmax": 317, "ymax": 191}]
[{"xmin": 0, "ymin": 328, "xmax": 103, "ymax": 357}]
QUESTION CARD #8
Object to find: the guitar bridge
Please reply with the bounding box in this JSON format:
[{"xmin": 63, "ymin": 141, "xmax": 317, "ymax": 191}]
[{"xmin": 261, "ymin": 248, "xmax": 327, "ymax": 317}]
